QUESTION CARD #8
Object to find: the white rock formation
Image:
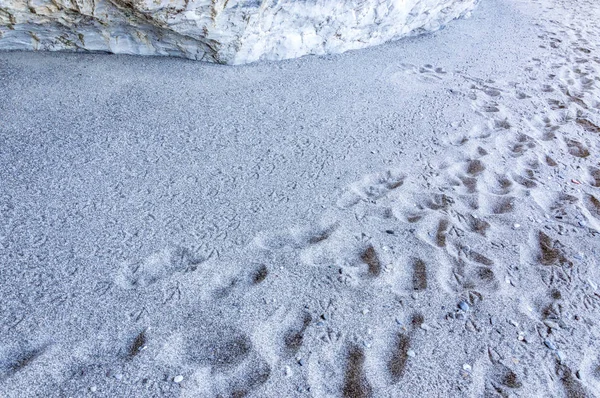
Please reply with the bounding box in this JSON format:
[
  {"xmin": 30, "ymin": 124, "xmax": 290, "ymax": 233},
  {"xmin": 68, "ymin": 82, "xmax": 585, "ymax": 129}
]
[{"xmin": 0, "ymin": 0, "xmax": 479, "ymax": 64}]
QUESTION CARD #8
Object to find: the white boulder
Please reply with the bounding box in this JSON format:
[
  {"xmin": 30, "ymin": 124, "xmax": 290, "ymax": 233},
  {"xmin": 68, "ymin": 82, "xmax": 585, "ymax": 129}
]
[{"xmin": 0, "ymin": 0, "xmax": 479, "ymax": 64}]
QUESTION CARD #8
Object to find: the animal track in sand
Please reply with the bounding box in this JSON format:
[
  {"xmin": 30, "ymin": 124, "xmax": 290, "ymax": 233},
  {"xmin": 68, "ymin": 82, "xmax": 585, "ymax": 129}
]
[
  {"xmin": 360, "ymin": 246, "xmax": 382, "ymax": 278},
  {"xmin": 583, "ymin": 194, "xmax": 600, "ymax": 220},
  {"xmin": 588, "ymin": 166, "xmax": 600, "ymax": 187},
  {"xmin": 186, "ymin": 326, "xmax": 252, "ymax": 369},
  {"xmin": 282, "ymin": 312, "xmax": 312, "ymax": 357},
  {"xmin": 115, "ymin": 246, "xmax": 204, "ymax": 289},
  {"xmin": 484, "ymin": 362, "xmax": 523, "ymax": 395},
  {"xmin": 435, "ymin": 219, "xmax": 449, "ymax": 248},
  {"xmin": 412, "ymin": 258, "xmax": 428, "ymax": 291},
  {"xmin": 486, "ymin": 196, "xmax": 515, "ymax": 215},
  {"xmin": 337, "ymin": 169, "xmax": 405, "ymax": 209},
  {"xmin": 213, "ymin": 262, "xmax": 270, "ymax": 299},
  {"xmin": 0, "ymin": 344, "xmax": 49, "ymax": 377},
  {"xmin": 387, "ymin": 333, "xmax": 411, "ymax": 383},
  {"xmin": 342, "ymin": 345, "xmax": 373, "ymax": 398},
  {"xmin": 565, "ymin": 138, "xmax": 590, "ymax": 158},
  {"xmin": 537, "ymin": 231, "xmax": 571, "ymax": 267},
  {"xmin": 254, "ymin": 222, "xmax": 337, "ymax": 250},
  {"xmin": 484, "ymin": 173, "xmax": 514, "ymax": 196}
]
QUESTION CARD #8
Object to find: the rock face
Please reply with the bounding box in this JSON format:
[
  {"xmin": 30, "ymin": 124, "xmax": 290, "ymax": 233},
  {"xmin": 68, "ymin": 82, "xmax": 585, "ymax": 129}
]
[{"xmin": 0, "ymin": 0, "xmax": 478, "ymax": 64}]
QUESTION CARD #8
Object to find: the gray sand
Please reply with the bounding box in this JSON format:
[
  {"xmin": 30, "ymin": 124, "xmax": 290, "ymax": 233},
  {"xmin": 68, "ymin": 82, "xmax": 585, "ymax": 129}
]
[{"xmin": 1, "ymin": 0, "xmax": 600, "ymax": 396}]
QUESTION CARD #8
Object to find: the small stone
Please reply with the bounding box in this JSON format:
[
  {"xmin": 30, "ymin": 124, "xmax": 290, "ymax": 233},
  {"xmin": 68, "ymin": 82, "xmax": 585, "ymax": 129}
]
[
  {"xmin": 543, "ymin": 320, "xmax": 560, "ymax": 329},
  {"xmin": 555, "ymin": 350, "xmax": 565, "ymax": 362},
  {"xmin": 544, "ymin": 339, "xmax": 558, "ymax": 350},
  {"xmin": 509, "ymin": 319, "xmax": 519, "ymax": 327},
  {"xmin": 513, "ymin": 223, "xmax": 521, "ymax": 229},
  {"xmin": 90, "ymin": 386, "xmax": 97, "ymax": 393},
  {"xmin": 284, "ymin": 366, "xmax": 292, "ymax": 377},
  {"xmin": 407, "ymin": 349, "xmax": 416, "ymax": 358},
  {"xmin": 420, "ymin": 323, "xmax": 431, "ymax": 331},
  {"xmin": 462, "ymin": 364, "xmax": 472, "ymax": 371},
  {"xmin": 173, "ymin": 375, "xmax": 184, "ymax": 383},
  {"xmin": 114, "ymin": 373, "xmax": 123, "ymax": 381},
  {"xmin": 297, "ymin": 358, "xmax": 305, "ymax": 366},
  {"xmin": 385, "ymin": 230, "xmax": 395, "ymax": 235},
  {"xmin": 362, "ymin": 308, "xmax": 369, "ymax": 315},
  {"xmin": 458, "ymin": 301, "xmax": 470, "ymax": 312}
]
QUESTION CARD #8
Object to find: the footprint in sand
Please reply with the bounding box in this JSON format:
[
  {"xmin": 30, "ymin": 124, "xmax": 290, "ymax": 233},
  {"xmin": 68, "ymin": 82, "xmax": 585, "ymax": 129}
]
[
  {"xmin": 0, "ymin": 343, "xmax": 49, "ymax": 377},
  {"xmin": 565, "ymin": 138, "xmax": 590, "ymax": 158},
  {"xmin": 336, "ymin": 169, "xmax": 405, "ymax": 209},
  {"xmin": 587, "ymin": 166, "xmax": 600, "ymax": 187},
  {"xmin": 115, "ymin": 247, "xmax": 205, "ymax": 289},
  {"xmin": 180, "ymin": 322, "xmax": 272, "ymax": 397}
]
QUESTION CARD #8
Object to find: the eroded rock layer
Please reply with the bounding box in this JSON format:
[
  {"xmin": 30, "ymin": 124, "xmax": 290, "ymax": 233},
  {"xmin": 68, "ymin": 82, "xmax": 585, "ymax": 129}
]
[{"xmin": 0, "ymin": 0, "xmax": 478, "ymax": 64}]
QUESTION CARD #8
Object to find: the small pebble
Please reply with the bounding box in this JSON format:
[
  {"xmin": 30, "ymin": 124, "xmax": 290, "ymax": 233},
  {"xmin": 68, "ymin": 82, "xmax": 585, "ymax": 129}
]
[
  {"xmin": 543, "ymin": 320, "xmax": 560, "ymax": 329},
  {"xmin": 555, "ymin": 350, "xmax": 566, "ymax": 362},
  {"xmin": 385, "ymin": 230, "xmax": 395, "ymax": 235},
  {"xmin": 544, "ymin": 339, "xmax": 558, "ymax": 350},
  {"xmin": 420, "ymin": 323, "xmax": 431, "ymax": 331},
  {"xmin": 90, "ymin": 386, "xmax": 97, "ymax": 393},
  {"xmin": 458, "ymin": 301, "xmax": 470, "ymax": 312},
  {"xmin": 114, "ymin": 373, "xmax": 123, "ymax": 381},
  {"xmin": 513, "ymin": 223, "xmax": 521, "ymax": 229},
  {"xmin": 362, "ymin": 308, "xmax": 369, "ymax": 315},
  {"xmin": 173, "ymin": 375, "xmax": 184, "ymax": 383},
  {"xmin": 285, "ymin": 366, "xmax": 292, "ymax": 377},
  {"xmin": 462, "ymin": 364, "xmax": 472, "ymax": 371},
  {"xmin": 407, "ymin": 349, "xmax": 416, "ymax": 358}
]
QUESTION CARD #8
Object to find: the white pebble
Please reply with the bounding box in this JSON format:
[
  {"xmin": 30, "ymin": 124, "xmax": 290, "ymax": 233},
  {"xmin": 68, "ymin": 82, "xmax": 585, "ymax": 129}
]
[
  {"xmin": 407, "ymin": 349, "xmax": 416, "ymax": 358},
  {"xmin": 420, "ymin": 323, "xmax": 431, "ymax": 331},
  {"xmin": 362, "ymin": 308, "xmax": 369, "ymax": 315},
  {"xmin": 462, "ymin": 364, "xmax": 472, "ymax": 371},
  {"xmin": 90, "ymin": 386, "xmax": 97, "ymax": 393},
  {"xmin": 284, "ymin": 366, "xmax": 292, "ymax": 377},
  {"xmin": 173, "ymin": 375, "xmax": 184, "ymax": 383},
  {"xmin": 513, "ymin": 223, "xmax": 521, "ymax": 229}
]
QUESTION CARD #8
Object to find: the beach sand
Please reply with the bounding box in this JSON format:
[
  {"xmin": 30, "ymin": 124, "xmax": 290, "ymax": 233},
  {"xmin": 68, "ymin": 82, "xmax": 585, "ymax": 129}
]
[{"xmin": 1, "ymin": 0, "xmax": 599, "ymax": 396}]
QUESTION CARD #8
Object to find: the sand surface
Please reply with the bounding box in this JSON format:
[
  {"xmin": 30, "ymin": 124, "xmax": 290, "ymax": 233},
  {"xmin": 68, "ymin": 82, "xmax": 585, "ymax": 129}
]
[{"xmin": 1, "ymin": 0, "xmax": 600, "ymax": 396}]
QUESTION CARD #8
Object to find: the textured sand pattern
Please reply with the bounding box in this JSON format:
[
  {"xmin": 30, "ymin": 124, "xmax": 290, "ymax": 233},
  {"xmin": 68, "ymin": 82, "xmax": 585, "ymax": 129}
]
[{"xmin": 1, "ymin": 0, "xmax": 600, "ymax": 396}]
